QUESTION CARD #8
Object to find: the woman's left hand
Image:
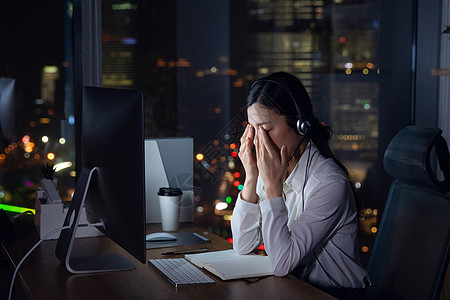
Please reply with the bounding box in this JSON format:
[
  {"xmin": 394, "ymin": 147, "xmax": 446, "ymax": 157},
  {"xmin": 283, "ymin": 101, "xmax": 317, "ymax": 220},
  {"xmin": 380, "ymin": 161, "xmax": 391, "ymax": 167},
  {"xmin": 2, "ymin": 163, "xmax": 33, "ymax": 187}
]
[{"xmin": 255, "ymin": 125, "xmax": 288, "ymax": 199}]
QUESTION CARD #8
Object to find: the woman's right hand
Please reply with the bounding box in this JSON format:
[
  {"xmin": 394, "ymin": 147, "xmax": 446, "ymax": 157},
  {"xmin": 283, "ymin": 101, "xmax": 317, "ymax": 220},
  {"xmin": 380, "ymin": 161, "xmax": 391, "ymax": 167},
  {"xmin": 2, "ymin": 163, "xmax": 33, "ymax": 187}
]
[
  {"xmin": 239, "ymin": 124, "xmax": 259, "ymax": 181},
  {"xmin": 239, "ymin": 124, "xmax": 259, "ymax": 203}
]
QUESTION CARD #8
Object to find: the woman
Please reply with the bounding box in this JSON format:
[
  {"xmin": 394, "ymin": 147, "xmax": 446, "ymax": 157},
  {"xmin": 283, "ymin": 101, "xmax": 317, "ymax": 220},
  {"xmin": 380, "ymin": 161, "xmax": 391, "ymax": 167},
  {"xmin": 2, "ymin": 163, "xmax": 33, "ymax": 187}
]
[{"xmin": 231, "ymin": 72, "xmax": 370, "ymax": 299}]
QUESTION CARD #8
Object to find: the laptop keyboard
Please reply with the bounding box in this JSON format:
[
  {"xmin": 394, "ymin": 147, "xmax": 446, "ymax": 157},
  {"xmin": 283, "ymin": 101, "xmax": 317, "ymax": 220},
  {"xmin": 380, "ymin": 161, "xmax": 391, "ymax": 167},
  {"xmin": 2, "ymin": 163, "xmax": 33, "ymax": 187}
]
[{"xmin": 149, "ymin": 258, "xmax": 215, "ymax": 287}]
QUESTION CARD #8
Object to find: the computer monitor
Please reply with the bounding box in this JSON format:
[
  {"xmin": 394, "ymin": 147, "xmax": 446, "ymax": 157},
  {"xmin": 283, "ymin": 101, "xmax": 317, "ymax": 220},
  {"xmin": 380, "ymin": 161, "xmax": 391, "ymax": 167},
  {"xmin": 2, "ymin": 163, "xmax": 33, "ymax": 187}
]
[
  {"xmin": 0, "ymin": 77, "xmax": 16, "ymax": 148},
  {"xmin": 55, "ymin": 86, "xmax": 146, "ymax": 274}
]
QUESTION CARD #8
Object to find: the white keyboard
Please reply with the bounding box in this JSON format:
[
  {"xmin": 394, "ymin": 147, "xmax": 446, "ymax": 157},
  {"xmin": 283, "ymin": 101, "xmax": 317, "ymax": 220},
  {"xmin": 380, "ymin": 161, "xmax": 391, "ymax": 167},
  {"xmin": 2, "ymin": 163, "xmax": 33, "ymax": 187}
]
[{"xmin": 149, "ymin": 258, "xmax": 215, "ymax": 287}]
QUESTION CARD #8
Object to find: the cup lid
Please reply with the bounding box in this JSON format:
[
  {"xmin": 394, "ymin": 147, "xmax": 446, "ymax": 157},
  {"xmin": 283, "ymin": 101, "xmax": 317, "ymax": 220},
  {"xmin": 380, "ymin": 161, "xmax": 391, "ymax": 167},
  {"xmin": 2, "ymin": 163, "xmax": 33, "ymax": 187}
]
[{"xmin": 157, "ymin": 187, "xmax": 183, "ymax": 196}]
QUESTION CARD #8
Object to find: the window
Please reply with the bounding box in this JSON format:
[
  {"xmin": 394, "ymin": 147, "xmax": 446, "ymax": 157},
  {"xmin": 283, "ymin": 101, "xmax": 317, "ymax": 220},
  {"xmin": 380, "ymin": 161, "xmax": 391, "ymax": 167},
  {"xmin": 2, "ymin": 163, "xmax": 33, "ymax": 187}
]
[
  {"xmin": 99, "ymin": 0, "xmax": 391, "ymax": 263},
  {"xmin": 0, "ymin": 2, "xmax": 75, "ymax": 212},
  {"xmin": 0, "ymin": 1, "xmax": 415, "ymax": 267}
]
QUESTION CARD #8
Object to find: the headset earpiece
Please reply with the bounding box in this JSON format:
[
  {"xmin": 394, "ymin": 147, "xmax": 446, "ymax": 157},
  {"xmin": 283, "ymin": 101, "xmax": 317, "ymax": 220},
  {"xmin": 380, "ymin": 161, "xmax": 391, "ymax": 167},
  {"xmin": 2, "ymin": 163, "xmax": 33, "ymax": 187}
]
[{"xmin": 297, "ymin": 120, "xmax": 311, "ymax": 136}]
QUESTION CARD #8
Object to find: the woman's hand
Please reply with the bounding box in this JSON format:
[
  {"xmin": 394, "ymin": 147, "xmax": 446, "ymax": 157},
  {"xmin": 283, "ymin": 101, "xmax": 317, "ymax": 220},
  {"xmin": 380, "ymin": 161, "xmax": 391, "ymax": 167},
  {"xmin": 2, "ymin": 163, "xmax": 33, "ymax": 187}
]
[
  {"xmin": 255, "ymin": 125, "xmax": 288, "ymax": 199},
  {"xmin": 239, "ymin": 124, "xmax": 258, "ymax": 181},
  {"xmin": 239, "ymin": 124, "xmax": 259, "ymax": 203}
]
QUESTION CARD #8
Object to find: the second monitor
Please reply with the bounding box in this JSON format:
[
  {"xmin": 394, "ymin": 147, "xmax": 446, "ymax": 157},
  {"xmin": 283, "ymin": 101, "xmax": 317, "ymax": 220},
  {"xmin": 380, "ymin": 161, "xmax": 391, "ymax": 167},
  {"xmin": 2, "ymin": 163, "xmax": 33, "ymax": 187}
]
[{"xmin": 145, "ymin": 138, "xmax": 194, "ymax": 224}]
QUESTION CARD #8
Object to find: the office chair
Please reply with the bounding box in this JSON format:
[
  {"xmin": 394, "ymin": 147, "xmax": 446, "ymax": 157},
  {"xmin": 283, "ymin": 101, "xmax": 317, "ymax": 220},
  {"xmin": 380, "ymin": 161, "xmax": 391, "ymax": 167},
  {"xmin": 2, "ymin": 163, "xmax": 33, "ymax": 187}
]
[{"xmin": 367, "ymin": 126, "xmax": 450, "ymax": 300}]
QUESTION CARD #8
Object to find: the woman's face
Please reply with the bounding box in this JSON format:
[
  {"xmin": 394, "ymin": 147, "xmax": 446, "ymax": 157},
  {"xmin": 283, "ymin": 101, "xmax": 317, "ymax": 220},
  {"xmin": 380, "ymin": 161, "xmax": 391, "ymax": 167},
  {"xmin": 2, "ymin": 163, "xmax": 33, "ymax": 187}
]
[{"xmin": 247, "ymin": 103, "xmax": 301, "ymax": 156}]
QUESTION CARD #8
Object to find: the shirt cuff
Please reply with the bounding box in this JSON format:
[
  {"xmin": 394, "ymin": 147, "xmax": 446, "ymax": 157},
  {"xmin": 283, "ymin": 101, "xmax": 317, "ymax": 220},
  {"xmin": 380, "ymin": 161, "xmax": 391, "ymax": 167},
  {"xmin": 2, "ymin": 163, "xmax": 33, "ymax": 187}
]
[
  {"xmin": 259, "ymin": 196, "xmax": 286, "ymax": 215},
  {"xmin": 236, "ymin": 194, "xmax": 261, "ymax": 214}
]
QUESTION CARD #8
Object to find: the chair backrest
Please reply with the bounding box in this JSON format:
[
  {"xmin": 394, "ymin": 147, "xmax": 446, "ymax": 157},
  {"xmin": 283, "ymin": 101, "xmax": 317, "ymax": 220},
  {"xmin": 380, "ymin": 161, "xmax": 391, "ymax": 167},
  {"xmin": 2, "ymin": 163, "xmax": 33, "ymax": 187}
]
[{"xmin": 367, "ymin": 126, "xmax": 450, "ymax": 300}]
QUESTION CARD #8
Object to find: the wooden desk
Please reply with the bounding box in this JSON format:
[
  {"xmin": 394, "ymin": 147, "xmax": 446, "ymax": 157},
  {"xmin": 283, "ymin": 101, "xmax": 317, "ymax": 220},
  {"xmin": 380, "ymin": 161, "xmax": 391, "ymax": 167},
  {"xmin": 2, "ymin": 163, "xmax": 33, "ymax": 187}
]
[{"xmin": 1, "ymin": 219, "xmax": 335, "ymax": 300}]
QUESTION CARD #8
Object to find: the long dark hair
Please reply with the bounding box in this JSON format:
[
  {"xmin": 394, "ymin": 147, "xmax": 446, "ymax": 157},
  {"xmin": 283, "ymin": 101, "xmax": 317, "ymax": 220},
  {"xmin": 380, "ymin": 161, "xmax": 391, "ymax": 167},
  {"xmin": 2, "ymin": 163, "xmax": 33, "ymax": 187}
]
[{"xmin": 248, "ymin": 72, "xmax": 350, "ymax": 177}]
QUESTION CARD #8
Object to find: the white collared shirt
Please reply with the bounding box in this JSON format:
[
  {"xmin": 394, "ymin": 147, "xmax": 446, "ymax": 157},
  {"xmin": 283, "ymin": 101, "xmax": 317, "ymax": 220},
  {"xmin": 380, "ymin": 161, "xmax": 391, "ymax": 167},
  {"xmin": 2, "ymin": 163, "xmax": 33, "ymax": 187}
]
[{"xmin": 231, "ymin": 142, "xmax": 370, "ymax": 288}]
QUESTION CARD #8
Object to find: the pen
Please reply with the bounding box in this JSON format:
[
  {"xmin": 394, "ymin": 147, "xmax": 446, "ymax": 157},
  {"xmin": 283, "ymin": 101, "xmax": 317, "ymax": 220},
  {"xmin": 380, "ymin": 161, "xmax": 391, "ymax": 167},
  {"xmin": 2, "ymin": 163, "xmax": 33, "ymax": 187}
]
[
  {"xmin": 193, "ymin": 232, "xmax": 210, "ymax": 242},
  {"xmin": 162, "ymin": 248, "xmax": 208, "ymax": 255}
]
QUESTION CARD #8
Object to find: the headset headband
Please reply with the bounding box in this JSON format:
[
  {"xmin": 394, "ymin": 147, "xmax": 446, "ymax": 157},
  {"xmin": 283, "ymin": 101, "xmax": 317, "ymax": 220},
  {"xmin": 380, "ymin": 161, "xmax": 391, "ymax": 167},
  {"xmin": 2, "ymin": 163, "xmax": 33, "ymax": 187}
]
[{"xmin": 252, "ymin": 78, "xmax": 311, "ymax": 136}]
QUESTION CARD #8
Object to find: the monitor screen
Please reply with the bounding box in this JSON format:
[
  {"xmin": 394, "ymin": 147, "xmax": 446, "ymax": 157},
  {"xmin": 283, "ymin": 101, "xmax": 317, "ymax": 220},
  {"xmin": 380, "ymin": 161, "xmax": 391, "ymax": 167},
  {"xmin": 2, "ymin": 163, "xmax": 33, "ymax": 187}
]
[
  {"xmin": 56, "ymin": 86, "xmax": 146, "ymax": 274},
  {"xmin": 0, "ymin": 77, "xmax": 16, "ymax": 148}
]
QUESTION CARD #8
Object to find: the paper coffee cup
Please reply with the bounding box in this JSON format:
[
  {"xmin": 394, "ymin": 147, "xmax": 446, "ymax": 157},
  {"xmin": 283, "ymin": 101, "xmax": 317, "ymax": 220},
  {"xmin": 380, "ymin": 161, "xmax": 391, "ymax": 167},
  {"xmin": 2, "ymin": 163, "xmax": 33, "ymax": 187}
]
[{"xmin": 158, "ymin": 187, "xmax": 183, "ymax": 231}]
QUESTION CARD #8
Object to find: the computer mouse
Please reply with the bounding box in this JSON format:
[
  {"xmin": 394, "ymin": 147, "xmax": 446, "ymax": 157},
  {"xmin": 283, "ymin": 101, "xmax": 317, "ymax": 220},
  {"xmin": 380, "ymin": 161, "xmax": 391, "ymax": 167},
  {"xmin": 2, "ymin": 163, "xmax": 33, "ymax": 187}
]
[{"xmin": 146, "ymin": 232, "xmax": 177, "ymax": 242}]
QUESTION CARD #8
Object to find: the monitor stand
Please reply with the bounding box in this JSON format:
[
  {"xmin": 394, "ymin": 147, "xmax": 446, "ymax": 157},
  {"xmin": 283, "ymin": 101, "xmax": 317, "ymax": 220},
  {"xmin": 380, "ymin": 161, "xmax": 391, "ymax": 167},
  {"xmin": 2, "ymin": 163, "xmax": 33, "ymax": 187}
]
[{"xmin": 55, "ymin": 166, "xmax": 135, "ymax": 274}]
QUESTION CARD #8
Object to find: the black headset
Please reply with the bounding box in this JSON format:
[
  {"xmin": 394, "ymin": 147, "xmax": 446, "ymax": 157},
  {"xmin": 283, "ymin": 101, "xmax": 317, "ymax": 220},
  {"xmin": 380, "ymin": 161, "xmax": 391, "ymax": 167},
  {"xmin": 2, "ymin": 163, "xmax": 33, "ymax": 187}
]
[{"xmin": 251, "ymin": 77, "xmax": 311, "ymax": 136}]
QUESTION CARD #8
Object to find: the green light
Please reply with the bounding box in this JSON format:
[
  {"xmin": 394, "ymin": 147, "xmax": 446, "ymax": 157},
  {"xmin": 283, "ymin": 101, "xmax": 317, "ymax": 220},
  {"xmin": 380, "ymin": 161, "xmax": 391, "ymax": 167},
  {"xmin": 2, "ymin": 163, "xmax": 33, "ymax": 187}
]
[
  {"xmin": 225, "ymin": 196, "xmax": 232, "ymax": 204},
  {"xmin": 0, "ymin": 204, "xmax": 35, "ymax": 214},
  {"xmin": 238, "ymin": 184, "xmax": 244, "ymax": 191}
]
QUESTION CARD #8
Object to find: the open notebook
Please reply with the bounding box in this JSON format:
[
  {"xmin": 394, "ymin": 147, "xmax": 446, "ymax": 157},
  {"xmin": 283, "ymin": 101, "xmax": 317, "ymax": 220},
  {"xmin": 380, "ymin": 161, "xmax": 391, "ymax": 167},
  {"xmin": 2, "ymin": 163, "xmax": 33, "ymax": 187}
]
[{"xmin": 185, "ymin": 249, "xmax": 273, "ymax": 280}]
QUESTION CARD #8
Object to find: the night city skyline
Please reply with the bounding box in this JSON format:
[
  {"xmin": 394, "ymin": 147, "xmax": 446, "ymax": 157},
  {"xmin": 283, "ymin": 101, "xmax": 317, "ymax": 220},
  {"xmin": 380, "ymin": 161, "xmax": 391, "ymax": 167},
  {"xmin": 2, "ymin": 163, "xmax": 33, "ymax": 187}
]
[{"xmin": 1, "ymin": 0, "xmax": 383, "ymax": 264}]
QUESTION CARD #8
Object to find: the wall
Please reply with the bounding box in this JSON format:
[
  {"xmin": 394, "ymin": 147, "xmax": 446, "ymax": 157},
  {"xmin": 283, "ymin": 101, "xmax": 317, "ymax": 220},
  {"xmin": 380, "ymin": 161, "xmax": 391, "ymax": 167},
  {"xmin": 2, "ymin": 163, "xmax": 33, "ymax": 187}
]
[{"xmin": 438, "ymin": 0, "xmax": 450, "ymax": 143}]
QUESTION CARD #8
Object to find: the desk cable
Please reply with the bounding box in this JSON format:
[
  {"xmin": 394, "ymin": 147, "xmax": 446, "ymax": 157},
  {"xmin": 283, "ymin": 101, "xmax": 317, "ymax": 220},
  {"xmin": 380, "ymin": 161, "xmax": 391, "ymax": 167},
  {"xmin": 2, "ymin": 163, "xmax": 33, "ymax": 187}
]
[
  {"xmin": 8, "ymin": 222, "xmax": 103, "ymax": 300},
  {"xmin": 11, "ymin": 210, "xmax": 35, "ymax": 220}
]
